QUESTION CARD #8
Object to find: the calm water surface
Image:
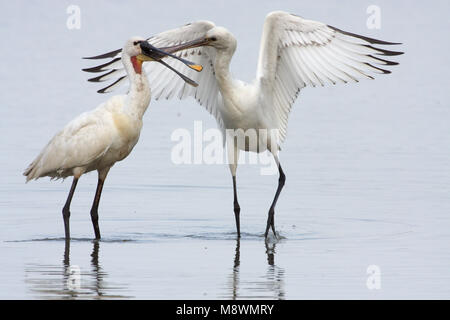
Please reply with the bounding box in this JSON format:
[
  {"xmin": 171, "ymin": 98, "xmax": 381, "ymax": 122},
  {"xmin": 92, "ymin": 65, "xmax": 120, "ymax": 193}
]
[{"xmin": 0, "ymin": 1, "xmax": 449, "ymax": 299}]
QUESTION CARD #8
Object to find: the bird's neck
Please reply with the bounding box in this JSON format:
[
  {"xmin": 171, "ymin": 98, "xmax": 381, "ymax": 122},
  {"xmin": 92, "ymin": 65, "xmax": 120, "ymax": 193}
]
[
  {"xmin": 124, "ymin": 57, "xmax": 151, "ymax": 119},
  {"xmin": 214, "ymin": 50, "xmax": 234, "ymax": 93}
]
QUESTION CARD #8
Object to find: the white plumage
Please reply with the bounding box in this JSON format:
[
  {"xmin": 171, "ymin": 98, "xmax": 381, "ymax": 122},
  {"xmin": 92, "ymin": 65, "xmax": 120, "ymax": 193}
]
[
  {"xmin": 24, "ymin": 94, "xmax": 141, "ymax": 181},
  {"xmin": 24, "ymin": 36, "xmax": 200, "ymax": 240},
  {"xmin": 86, "ymin": 11, "xmax": 403, "ymax": 238}
]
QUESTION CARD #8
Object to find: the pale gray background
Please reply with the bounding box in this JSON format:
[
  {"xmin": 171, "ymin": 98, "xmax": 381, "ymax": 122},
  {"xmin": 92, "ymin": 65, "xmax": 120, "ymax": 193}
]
[{"xmin": 0, "ymin": 0, "xmax": 449, "ymax": 299}]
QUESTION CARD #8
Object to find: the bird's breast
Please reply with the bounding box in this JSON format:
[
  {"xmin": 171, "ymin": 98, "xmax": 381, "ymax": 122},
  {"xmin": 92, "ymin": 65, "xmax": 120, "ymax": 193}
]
[{"xmin": 111, "ymin": 113, "xmax": 141, "ymax": 158}]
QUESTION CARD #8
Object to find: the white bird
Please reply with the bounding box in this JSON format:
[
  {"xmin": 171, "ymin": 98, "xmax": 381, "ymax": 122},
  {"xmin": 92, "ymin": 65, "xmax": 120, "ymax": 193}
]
[
  {"xmin": 86, "ymin": 11, "xmax": 403, "ymax": 238},
  {"xmin": 24, "ymin": 36, "xmax": 203, "ymax": 240}
]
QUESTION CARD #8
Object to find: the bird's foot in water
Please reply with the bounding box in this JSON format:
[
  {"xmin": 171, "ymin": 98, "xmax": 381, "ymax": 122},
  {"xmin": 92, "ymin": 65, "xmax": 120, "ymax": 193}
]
[{"xmin": 264, "ymin": 208, "xmax": 278, "ymax": 240}]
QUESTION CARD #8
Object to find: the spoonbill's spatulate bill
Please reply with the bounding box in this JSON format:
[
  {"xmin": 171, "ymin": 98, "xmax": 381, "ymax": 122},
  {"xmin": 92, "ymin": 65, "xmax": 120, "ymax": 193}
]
[
  {"xmin": 24, "ymin": 37, "xmax": 202, "ymax": 240},
  {"xmin": 85, "ymin": 11, "xmax": 403, "ymax": 238}
]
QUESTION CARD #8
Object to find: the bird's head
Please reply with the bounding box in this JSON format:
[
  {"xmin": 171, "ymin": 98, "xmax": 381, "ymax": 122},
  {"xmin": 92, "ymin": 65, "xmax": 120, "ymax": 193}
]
[
  {"xmin": 176, "ymin": 27, "xmax": 237, "ymax": 53},
  {"xmin": 204, "ymin": 27, "xmax": 236, "ymax": 50},
  {"xmin": 122, "ymin": 36, "xmax": 150, "ymax": 74},
  {"xmin": 121, "ymin": 36, "xmax": 203, "ymax": 86}
]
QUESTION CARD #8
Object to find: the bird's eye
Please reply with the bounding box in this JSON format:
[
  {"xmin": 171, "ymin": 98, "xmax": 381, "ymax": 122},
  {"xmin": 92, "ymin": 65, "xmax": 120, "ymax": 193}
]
[
  {"xmin": 133, "ymin": 41, "xmax": 140, "ymax": 46},
  {"xmin": 210, "ymin": 37, "xmax": 217, "ymax": 41}
]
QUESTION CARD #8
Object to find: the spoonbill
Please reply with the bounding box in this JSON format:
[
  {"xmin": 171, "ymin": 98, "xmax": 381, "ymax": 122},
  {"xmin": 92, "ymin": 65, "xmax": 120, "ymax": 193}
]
[
  {"xmin": 24, "ymin": 37, "xmax": 202, "ymax": 240},
  {"xmin": 86, "ymin": 11, "xmax": 403, "ymax": 238}
]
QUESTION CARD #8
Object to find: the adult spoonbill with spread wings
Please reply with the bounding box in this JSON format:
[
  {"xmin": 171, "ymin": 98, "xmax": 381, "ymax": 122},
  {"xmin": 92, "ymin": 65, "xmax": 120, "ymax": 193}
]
[
  {"xmin": 86, "ymin": 11, "xmax": 403, "ymax": 238},
  {"xmin": 24, "ymin": 37, "xmax": 203, "ymax": 240}
]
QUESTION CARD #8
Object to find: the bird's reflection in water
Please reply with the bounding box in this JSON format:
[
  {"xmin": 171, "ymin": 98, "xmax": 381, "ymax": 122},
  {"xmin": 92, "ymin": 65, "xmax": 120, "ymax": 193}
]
[
  {"xmin": 26, "ymin": 240, "xmax": 129, "ymax": 299},
  {"xmin": 226, "ymin": 239, "xmax": 285, "ymax": 299},
  {"xmin": 89, "ymin": 241, "xmax": 107, "ymax": 298},
  {"xmin": 264, "ymin": 240, "xmax": 285, "ymax": 299},
  {"xmin": 230, "ymin": 239, "xmax": 241, "ymax": 299}
]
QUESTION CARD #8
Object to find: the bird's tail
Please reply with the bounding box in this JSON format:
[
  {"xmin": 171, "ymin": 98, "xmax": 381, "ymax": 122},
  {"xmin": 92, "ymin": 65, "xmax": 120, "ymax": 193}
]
[
  {"xmin": 23, "ymin": 152, "xmax": 45, "ymax": 182},
  {"xmin": 23, "ymin": 161, "xmax": 37, "ymax": 182}
]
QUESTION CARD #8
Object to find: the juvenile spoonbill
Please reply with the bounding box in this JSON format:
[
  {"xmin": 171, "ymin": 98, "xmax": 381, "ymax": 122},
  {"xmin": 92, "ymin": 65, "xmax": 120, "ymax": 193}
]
[
  {"xmin": 24, "ymin": 37, "xmax": 202, "ymax": 240},
  {"xmin": 85, "ymin": 11, "xmax": 403, "ymax": 238}
]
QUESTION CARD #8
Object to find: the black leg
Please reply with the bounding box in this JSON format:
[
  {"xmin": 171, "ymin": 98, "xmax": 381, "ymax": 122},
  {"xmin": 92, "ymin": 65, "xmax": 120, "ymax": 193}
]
[
  {"xmin": 90, "ymin": 178, "xmax": 105, "ymax": 240},
  {"xmin": 232, "ymin": 176, "xmax": 241, "ymax": 238},
  {"xmin": 62, "ymin": 177, "xmax": 79, "ymax": 240},
  {"xmin": 265, "ymin": 163, "xmax": 286, "ymax": 238}
]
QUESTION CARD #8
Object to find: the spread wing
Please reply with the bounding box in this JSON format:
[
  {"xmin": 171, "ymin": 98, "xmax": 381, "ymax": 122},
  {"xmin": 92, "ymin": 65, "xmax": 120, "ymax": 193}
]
[
  {"xmin": 83, "ymin": 21, "xmax": 224, "ymax": 128},
  {"xmin": 256, "ymin": 11, "xmax": 403, "ymax": 144}
]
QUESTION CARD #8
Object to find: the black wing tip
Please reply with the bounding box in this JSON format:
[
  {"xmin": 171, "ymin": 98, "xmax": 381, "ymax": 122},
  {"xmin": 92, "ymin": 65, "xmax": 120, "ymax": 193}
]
[
  {"xmin": 366, "ymin": 45, "xmax": 404, "ymax": 56},
  {"xmin": 87, "ymin": 70, "xmax": 116, "ymax": 83},
  {"xmin": 368, "ymin": 55, "xmax": 400, "ymax": 66},
  {"xmin": 329, "ymin": 25, "xmax": 403, "ymax": 46},
  {"xmin": 82, "ymin": 66, "xmax": 108, "ymax": 73},
  {"xmin": 366, "ymin": 63, "xmax": 392, "ymax": 74},
  {"xmin": 385, "ymin": 60, "xmax": 399, "ymax": 66},
  {"xmin": 82, "ymin": 57, "xmax": 121, "ymax": 73},
  {"xmin": 328, "ymin": 24, "xmax": 405, "ymax": 57},
  {"xmin": 96, "ymin": 76, "xmax": 126, "ymax": 94},
  {"xmin": 83, "ymin": 48, "xmax": 122, "ymax": 60}
]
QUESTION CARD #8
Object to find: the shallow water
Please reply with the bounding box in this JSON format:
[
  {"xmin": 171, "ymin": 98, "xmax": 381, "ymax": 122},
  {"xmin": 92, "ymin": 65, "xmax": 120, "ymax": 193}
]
[{"xmin": 1, "ymin": 1, "xmax": 449, "ymax": 299}]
